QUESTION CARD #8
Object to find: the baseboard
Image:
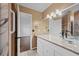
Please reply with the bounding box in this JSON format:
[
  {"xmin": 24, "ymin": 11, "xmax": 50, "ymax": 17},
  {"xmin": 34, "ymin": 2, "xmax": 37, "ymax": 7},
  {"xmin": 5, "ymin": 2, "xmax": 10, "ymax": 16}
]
[{"xmin": 32, "ymin": 47, "xmax": 37, "ymax": 50}]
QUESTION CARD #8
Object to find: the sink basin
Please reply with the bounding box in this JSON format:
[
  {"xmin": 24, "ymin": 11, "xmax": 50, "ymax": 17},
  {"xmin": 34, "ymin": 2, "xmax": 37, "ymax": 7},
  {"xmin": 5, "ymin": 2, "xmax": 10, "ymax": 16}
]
[
  {"xmin": 62, "ymin": 36, "xmax": 79, "ymax": 45},
  {"xmin": 64, "ymin": 36, "xmax": 76, "ymax": 44}
]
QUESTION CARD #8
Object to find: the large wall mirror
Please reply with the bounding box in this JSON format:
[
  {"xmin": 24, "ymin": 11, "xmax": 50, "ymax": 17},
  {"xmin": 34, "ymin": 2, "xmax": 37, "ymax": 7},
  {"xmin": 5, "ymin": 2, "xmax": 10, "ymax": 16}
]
[
  {"xmin": 74, "ymin": 11, "xmax": 79, "ymax": 36},
  {"xmin": 62, "ymin": 4, "xmax": 79, "ymax": 45},
  {"xmin": 62, "ymin": 12, "xmax": 72, "ymax": 39},
  {"xmin": 62, "ymin": 11, "xmax": 79, "ymax": 38}
]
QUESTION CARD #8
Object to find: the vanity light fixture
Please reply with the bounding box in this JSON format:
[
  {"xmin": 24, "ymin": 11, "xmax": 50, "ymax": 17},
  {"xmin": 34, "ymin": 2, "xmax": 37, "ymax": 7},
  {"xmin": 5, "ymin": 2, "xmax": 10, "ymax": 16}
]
[
  {"xmin": 56, "ymin": 9, "xmax": 59, "ymax": 15},
  {"xmin": 46, "ymin": 14, "xmax": 50, "ymax": 19},
  {"xmin": 70, "ymin": 16, "xmax": 74, "ymax": 22},
  {"xmin": 56, "ymin": 9, "xmax": 62, "ymax": 16},
  {"xmin": 46, "ymin": 14, "xmax": 52, "ymax": 19},
  {"xmin": 50, "ymin": 12, "xmax": 56, "ymax": 18},
  {"xmin": 46, "ymin": 9, "xmax": 62, "ymax": 19}
]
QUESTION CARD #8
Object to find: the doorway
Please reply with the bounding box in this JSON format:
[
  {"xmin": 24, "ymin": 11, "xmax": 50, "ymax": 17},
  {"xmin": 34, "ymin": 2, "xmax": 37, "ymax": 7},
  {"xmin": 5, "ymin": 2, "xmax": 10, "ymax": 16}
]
[{"xmin": 17, "ymin": 7, "xmax": 32, "ymax": 55}]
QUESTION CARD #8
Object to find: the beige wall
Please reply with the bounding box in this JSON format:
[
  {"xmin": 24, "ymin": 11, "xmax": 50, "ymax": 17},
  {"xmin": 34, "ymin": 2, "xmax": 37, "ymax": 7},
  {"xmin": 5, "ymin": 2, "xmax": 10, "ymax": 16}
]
[
  {"xmin": 19, "ymin": 3, "xmax": 74, "ymax": 35},
  {"xmin": 19, "ymin": 5, "xmax": 48, "ymax": 35}
]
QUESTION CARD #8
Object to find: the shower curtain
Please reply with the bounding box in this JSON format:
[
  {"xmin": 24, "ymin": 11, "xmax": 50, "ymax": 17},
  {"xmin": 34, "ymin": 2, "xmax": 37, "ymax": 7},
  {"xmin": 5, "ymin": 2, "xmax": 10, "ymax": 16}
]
[{"xmin": 0, "ymin": 3, "xmax": 9, "ymax": 56}]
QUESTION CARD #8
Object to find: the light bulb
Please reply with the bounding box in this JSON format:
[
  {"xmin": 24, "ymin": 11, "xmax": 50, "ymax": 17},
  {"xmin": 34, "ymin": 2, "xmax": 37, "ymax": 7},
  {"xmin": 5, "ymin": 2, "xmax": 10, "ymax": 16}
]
[
  {"xmin": 56, "ymin": 9, "xmax": 60, "ymax": 14},
  {"xmin": 53, "ymin": 13, "xmax": 56, "ymax": 17},
  {"xmin": 56, "ymin": 9, "xmax": 62, "ymax": 16},
  {"xmin": 50, "ymin": 12, "xmax": 54, "ymax": 16},
  {"xmin": 51, "ymin": 12, "xmax": 56, "ymax": 17},
  {"xmin": 70, "ymin": 16, "xmax": 74, "ymax": 22},
  {"xmin": 46, "ymin": 14, "xmax": 52, "ymax": 19},
  {"xmin": 46, "ymin": 14, "xmax": 50, "ymax": 19}
]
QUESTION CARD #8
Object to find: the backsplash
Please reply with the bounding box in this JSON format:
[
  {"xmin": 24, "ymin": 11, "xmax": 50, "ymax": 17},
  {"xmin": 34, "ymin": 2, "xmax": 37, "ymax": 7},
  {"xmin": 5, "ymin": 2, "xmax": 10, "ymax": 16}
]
[{"xmin": 49, "ymin": 18, "xmax": 62, "ymax": 37}]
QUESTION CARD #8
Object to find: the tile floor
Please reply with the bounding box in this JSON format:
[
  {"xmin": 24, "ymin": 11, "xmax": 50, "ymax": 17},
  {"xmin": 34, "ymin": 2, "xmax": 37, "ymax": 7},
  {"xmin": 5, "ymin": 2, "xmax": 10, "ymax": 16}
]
[{"xmin": 20, "ymin": 49, "xmax": 38, "ymax": 56}]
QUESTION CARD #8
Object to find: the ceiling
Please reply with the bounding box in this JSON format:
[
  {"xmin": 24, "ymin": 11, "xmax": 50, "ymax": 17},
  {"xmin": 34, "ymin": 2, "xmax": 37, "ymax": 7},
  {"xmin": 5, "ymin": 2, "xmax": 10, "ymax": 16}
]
[{"xmin": 19, "ymin": 3, "xmax": 52, "ymax": 12}]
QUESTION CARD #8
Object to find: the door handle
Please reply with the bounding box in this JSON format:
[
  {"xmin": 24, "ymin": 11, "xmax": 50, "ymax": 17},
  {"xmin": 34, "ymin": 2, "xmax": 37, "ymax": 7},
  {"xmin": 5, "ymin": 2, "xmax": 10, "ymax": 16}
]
[
  {"xmin": 10, "ymin": 9, "xmax": 15, "ymax": 33},
  {"xmin": 17, "ymin": 37, "xmax": 22, "ymax": 39}
]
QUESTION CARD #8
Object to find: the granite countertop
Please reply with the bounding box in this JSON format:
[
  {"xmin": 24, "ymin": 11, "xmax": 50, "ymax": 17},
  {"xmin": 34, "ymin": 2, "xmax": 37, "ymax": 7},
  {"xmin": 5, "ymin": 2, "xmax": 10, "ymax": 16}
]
[{"xmin": 37, "ymin": 34, "xmax": 79, "ymax": 55}]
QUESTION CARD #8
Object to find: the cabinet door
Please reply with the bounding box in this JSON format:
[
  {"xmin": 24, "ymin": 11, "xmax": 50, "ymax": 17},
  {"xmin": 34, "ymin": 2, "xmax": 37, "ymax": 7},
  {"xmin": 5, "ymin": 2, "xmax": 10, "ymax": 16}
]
[
  {"xmin": 37, "ymin": 37, "xmax": 55, "ymax": 56},
  {"xmin": 55, "ymin": 45, "xmax": 78, "ymax": 56},
  {"xmin": 44, "ymin": 41, "xmax": 55, "ymax": 56},
  {"xmin": 38, "ymin": 38, "xmax": 49, "ymax": 56},
  {"xmin": 48, "ymin": 42, "xmax": 55, "ymax": 56},
  {"xmin": 42, "ymin": 39, "xmax": 50, "ymax": 56},
  {"xmin": 37, "ymin": 37, "xmax": 41, "ymax": 55},
  {"xmin": 37, "ymin": 37, "xmax": 44, "ymax": 56}
]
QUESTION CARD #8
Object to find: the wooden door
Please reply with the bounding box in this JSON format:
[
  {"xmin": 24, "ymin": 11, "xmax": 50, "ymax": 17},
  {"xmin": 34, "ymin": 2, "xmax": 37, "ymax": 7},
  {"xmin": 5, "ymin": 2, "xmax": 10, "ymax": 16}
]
[{"xmin": 32, "ymin": 35, "xmax": 37, "ymax": 49}]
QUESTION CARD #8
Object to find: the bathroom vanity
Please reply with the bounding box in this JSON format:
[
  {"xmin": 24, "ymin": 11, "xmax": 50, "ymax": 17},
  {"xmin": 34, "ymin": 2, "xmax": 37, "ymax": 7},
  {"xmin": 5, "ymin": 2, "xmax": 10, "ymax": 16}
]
[
  {"xmin": 37, "ymin": 4, "xmax": 79, "ymax": 56},
  {"xmin": 37, "ymin": 34, "xmax": 79, "ymax": 56}
]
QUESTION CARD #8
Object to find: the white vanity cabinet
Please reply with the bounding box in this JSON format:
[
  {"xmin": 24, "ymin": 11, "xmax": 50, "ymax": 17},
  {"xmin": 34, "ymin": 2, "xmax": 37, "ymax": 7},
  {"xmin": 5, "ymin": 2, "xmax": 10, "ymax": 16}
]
[
  {"xmin": 37, "ymin": 37, "xmax": 78, "ymax": 56},
  {"xmin": 37, "ymin": 37, "xmax": 55, "ymax": 56}
]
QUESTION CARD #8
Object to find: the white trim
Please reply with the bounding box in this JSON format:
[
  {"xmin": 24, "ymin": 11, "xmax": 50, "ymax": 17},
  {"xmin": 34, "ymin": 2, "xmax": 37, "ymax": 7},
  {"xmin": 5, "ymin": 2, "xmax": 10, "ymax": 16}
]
[
  {"xmin": 61, "ymin": 3, "xmax": 79, "ymax": 12},
  {"xmin": 17, "ymin": 4, "xmax": 20, "ymax": 56},
  {"xmin": 8, "ymin": 5, "xmax": 11, "ymax": 56},
  {"xmin": 32, "ymin": 47, "xmax": 37, "ymax": 50},
  {"xmin": 62, "ymin": 3, "xmax": 79, "ymax": 16},
  {"xmin": 43, "ymin": 4, "xmax": 79, "ymax": 20}
]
